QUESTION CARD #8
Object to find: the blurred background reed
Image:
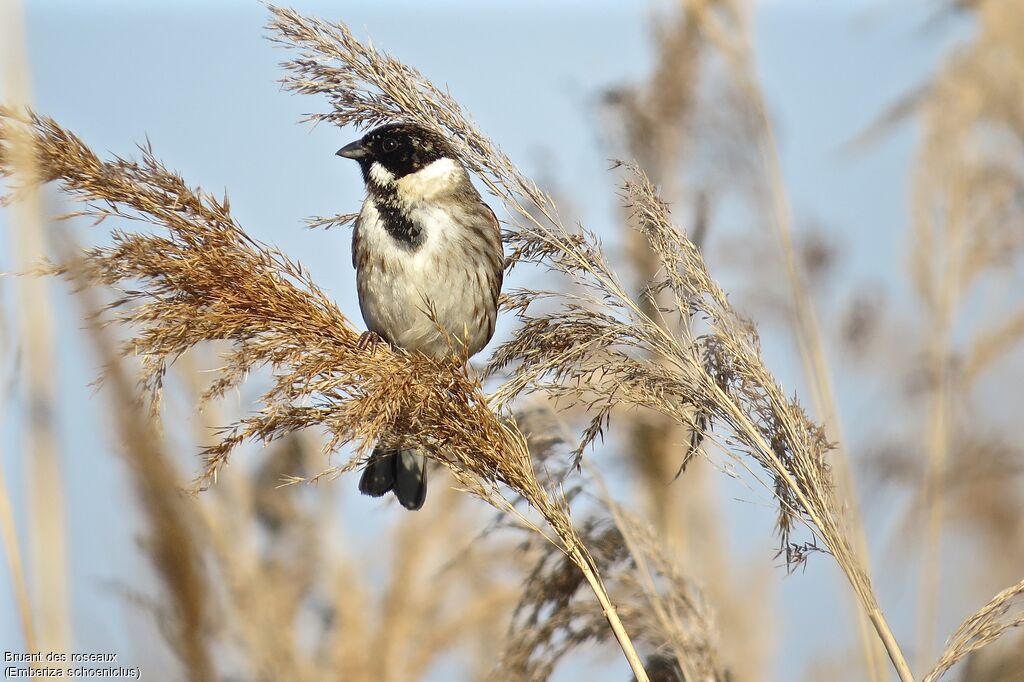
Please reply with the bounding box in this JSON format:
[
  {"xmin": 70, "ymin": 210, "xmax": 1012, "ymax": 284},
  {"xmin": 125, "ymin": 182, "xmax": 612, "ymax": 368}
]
[{"xmin": 1, "ymin": 1, "xmax": 1022, "ymax": 680}]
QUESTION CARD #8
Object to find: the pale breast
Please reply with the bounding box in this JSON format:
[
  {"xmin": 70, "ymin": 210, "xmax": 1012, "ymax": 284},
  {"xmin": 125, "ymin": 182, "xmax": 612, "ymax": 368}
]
[{"xmin": 353, "ymin": 196, "xmax": 500, "ymax": 359}]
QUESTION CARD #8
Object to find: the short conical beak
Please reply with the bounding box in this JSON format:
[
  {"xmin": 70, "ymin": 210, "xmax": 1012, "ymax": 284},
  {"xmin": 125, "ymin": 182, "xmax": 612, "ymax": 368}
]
[{"xmin": 336, "ymin": 140, "xmax": 368, "ymax": 160}]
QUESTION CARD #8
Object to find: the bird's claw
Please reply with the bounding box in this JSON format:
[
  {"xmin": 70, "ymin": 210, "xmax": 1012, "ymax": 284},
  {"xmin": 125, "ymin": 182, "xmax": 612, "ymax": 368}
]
[{"xmin": 357, "ymin": 331, "xmax": 384, "ymax": 355}]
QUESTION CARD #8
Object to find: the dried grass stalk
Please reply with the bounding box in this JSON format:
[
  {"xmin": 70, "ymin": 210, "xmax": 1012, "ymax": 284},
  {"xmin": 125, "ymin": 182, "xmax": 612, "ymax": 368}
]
[
  {"xmin": 269, "ymin": 6, "xmax": 911, "ymax": 679},
  {"xmin": 0, "ymin": 5, "xmax": 950, "ymax": 679},
  {"xmin": 908, "ymin": 0, "xmax": 1024, "ymax": 664},
  {"xmin": 607, "ymin": 0, "xmax": 712, "ymax": 545},
  {"xmin": 604, "ymin": 4, "xmax": 773, "ymax": 676},
  {"xmin": 923, "ymin": 577, "xmax": 1024, "ymax": 682},
  {"xmin": 2, "ymin": 0, "xmax": 71, "ymax": 655},
  {"xmin": 67, "ymin": 274, "xmax": 215, "ymax": 678},
  {"xmin": 497, "ymin": 514, "xmax": 726, "ymax": 682},
  {"xmin": 496, "ymin": 405, "xmax": 727, "ymax": 680},
  {"xmin": 681, "ymin": 1, "xmax": 888, "ymax": 676},
  {"xmin": 0, "ymin": 95, "xmax": 650, "ymax": 682},
  {"xmin": 0, "ymin": 461, "xmax": 35, "ymax": 652},
  {"xmin": 486, "ymin": 163, "xmax": 912, "ymax": 680}
]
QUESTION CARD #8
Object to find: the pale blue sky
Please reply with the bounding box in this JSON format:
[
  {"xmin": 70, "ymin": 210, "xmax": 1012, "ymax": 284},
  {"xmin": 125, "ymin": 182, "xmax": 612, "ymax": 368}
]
[{"xmin": 0, "ymin": 2, "xmax": 973, "ymax": 680}]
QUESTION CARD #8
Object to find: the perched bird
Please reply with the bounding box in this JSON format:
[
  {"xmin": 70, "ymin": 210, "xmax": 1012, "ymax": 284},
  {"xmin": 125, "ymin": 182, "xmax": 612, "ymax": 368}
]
[{"xmin": 337, "ymin": 123, "xmax": 504, "ymax": 510}]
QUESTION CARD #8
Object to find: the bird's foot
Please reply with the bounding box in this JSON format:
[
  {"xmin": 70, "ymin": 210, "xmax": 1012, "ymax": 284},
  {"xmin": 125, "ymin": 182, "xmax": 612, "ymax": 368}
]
[{"xmin": 357, "ymin": 330, "xmax": 385, "ymax": 355}]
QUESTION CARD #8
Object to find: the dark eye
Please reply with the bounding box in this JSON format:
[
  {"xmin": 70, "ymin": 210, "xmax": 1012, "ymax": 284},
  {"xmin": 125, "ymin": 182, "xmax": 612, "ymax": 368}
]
[{"xmin": 381, "ymin": 138, "xmax": 398, "ymax": 153}]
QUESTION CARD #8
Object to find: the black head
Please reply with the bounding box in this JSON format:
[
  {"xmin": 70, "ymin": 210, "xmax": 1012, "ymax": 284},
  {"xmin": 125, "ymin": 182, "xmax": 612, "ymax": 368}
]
[{"xmin": 336, "ymin": 123, "xmax": 458, "ymax": 183}]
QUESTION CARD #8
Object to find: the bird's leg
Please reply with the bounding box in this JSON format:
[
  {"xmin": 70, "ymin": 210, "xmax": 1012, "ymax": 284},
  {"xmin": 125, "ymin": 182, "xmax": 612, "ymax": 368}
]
[{"xmin": 356, "ymin": 330, "xmax": 384, "ymax": 355}]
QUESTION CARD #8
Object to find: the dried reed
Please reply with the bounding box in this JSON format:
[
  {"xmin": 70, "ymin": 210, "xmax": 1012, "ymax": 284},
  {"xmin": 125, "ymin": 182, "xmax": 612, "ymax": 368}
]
[
  {"xmin": 492, "ymin": 402, "xmax": 726, "ymax": 681},
  {"xmin": 64, "ymin": 281, "xmax": 522, "ymax": 681},
  {"xmin": 268, "ymin": 6, "xmax": 911, "ymax": 673},
  {"xmin": 497, "ymin": 510, "xmax": 726, "ymax": 682},
  {"xmin": 923, "ymin": 577, "xmax": 1024, "ymax": 682},
  {"xmin": 1, "ymin": 0, "xmax": 71, "ymax": 657},
  {"xmin": 4, "ymin": 4, "xmax": 1021, "ymax": 680},
  {"xmin": 0, "ymin": 93, "xmax": 650, "ymax": 682},
  {"xmin": 0, "ymin": 454, "xmax": 34, "ymax": 653},
  {"xmin": 676, "ymin": 1, "xmax": 889, "ymax": 677},
  {"xmin": 602, "ymin": 3, "xmax": 769, "ymax": 676},
  {"xmin": 908, "ymin": 0, "xmax": 1024, "ymax": 665},
  {"xmin": 0, "ymin": 4, "xmax": 907, "ymax": 677}
]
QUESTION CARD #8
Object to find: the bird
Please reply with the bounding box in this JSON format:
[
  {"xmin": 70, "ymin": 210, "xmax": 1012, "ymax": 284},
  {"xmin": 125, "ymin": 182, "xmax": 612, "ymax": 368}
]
[{"xmin": 336, "ymin": 122, "xmax": 504, "ymax": 510}]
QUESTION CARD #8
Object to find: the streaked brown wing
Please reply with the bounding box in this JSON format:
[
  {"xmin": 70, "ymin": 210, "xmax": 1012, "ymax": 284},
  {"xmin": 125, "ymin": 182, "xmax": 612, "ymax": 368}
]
[
  {"xmin": 483, "ymin": 202, "xmax": 504, "ymax": 308},
  {"xmin": 351, "ymin": 213, "xmax": 362, "ymax": 270}
]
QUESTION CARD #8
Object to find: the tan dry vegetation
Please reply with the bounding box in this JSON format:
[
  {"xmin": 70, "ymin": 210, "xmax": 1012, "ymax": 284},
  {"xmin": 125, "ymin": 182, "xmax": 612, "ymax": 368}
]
[
  {"xmin": 1, "ymin": 2, "xmax": 1023, "ymax": 681},
  {"xmin": 907, "ymin": 0, "xmax": 1024, "ymax": 668},
  {"xmin": 1, "ymin": 0, "xmax": 71, "ymax": 660}
]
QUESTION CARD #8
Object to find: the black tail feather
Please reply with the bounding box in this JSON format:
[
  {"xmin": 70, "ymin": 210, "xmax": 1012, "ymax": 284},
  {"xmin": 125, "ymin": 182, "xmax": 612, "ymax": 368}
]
[
  {"xmin": 358, "ymin": 446, "xmax": 427, "ymax": 510},
  {"xmin": 358, "ymin": 447, "xmax": 396, "ymax": 497},
  {"xmin": 393, "ymin": 448, "xmax": 427, "ymax": 510}
]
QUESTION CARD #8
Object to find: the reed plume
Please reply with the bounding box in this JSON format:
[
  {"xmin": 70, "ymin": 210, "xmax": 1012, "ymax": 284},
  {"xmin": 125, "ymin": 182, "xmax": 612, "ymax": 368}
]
[
  {"xmin": 923, "ymin": 577, "xmax": 1024, "ymax": 682},
  {"xmin": 7, "ymin": 5, "xmax": 1024, "ymax": 681},
  {"xmin": 266, "ymin": 5, "xmax": 911, "ymax": 677},
  {"xmin": 0, "ymin": 89, "xmax": 651, "ymax": 680}
]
